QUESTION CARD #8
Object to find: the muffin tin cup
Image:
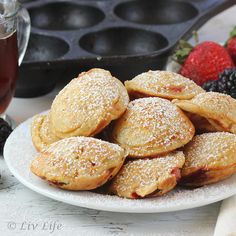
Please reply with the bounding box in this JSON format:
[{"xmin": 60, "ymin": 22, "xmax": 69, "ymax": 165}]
[{"xmin": 17, "ymin": 0, "xmax": 235, "ymax": 97}]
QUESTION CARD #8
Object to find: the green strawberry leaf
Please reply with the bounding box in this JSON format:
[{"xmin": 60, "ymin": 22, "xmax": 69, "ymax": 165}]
[
  {"xmin": 225, "ymin": 26, "xmax": 236, "ymax": 47},
  {"xmin": 230, "ymin": 26, "xmax": 236, "ymax": 38},
  {"xmin": 172, "ymin": 40, "xmax": 193, "ymax": 65}
]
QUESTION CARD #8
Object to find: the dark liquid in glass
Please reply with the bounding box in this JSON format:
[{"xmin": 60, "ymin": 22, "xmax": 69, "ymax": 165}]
[{"xmin": 0, "ymin": 31, "xmax": 18, "ymax": 113}]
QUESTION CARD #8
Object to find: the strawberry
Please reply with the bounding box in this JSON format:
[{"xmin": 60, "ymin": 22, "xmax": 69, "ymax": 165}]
[
  {"xmin": 226, "ymin": 26, "xmax": 236, "ymax": 64},
  {"xmin": 173, "ymin": 40, "xmax": 234, "ymax": 86}
]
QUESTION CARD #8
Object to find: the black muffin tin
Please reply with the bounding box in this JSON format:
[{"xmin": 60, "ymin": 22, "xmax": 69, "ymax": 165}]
[{"xmin": 17, "ymin": 0, "xmax": 236, "ymax": 97}]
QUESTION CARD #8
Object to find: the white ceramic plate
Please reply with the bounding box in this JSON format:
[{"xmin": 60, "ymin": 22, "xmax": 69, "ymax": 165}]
[{"xmin": 4, "ymin": 115, "xmax": 236, "ymax": 213}]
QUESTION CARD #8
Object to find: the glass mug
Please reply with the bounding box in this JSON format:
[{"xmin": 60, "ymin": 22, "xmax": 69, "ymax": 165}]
[{"xmin": 0, "ymin": 0, "xmax": 30, "ymax": 125}]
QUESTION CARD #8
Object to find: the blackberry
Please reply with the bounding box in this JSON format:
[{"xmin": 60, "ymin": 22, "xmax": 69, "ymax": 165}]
[
  {"xmin": 202, "ymin": 80, "xmax": 218, "ymax": 92},
  {"xmin": 202, "ymin": 68, "xmax": 236, "ymax": 99},
  {"xmin": 0, "ymin": 118, "xmax": 12, "ymax": 154},
  {"xmin": 218, "ymin": 68, "xmax": 236, "ymax": 98}
]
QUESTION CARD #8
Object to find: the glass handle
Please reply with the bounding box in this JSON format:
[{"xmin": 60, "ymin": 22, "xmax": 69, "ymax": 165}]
[{"xmin": 17, "ymin": 6, "xmax": 31, "ymax": 66}]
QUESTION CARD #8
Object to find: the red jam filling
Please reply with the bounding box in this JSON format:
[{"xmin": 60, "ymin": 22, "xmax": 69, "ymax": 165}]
[
  {"xmin": 171, "ymin": 167, "xmax": 181, "ymax": 181},
  {"xmin": 165, "ymin": 85, "xmax": 184, "ymax": 93},
  {"xmin": 131, "ymin": 192, "xmax": 141, "ymax": 199}
]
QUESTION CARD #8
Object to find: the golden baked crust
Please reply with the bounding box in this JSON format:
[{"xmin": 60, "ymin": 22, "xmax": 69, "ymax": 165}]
[
  {"xmin": 184, "ymin": 112, "xmax": 218, "ymax": 133},
  {"xmin": 125, "ymin": 70, "xmax": 205, "ymax": 100},
  {"xmin": 31, "ymin": 114, "xmax": 59, "ymax": 152},
  {"xmin": 109, "ymin": 151, "xmax": 185, "ymax": 198},
  {"xmin": 173, "ymin": 92, "xmax": 236, "ymax": 134},
  {"xmin": 50, "ymin": 68, "xmax": 129, "ymax": 138},
  {"xmin": 180, "ymin": 132, "xmax": 236, "ymax": 187},
  {"xmin": 112, "ymin": 97, "xmax": 195, "ymax": 157},
  {"xmin": 30, "ymin": 137, "xmax": 127, "ymax": 190}
]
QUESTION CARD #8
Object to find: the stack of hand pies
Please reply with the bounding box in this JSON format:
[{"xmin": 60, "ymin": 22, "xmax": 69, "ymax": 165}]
[{"xmin": 30, "ymin": 68, "xmax": 236, "ymax": 199}]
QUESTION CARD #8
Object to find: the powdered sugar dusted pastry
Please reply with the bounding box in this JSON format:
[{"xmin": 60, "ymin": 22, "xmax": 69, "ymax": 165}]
[
  {"xmin": 109, "ymin": 151, "xmax": 185, "ymax": 199},
  {"xmin": 173, "ymin": 92, "xmax": 236, "ymax": 134},
  {"xmin": 112, "ymin": 97, "xmax": 195, "ymax": 157},
  {"xmin": 125, "ymin": 70, "xmax": 205, "ymax": 100},
  {"xmin": 50, "ymin": 68, "xmax": 129, "ymax": 138},
  {"xmin": 30, "ymin": 137, "xmax": 127, "ymax": 190},
  {"xmin": 31, "ymin": 113, "xmax": 59, "ymax": 152},
  {"xmin": 180, "ymin": 132, "xmax": 236, "ymax": 187}
]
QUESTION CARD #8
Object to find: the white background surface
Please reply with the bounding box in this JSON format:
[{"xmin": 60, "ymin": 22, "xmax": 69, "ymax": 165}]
[{"xmin": 1, "ymin": 5, "xmax": 236, "ymax": 236}]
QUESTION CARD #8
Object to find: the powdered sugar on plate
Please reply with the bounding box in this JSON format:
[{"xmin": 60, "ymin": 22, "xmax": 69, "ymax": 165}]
[{"xmin": 4, "ymin": 113, "xmax": 236, "ymax": 213}]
